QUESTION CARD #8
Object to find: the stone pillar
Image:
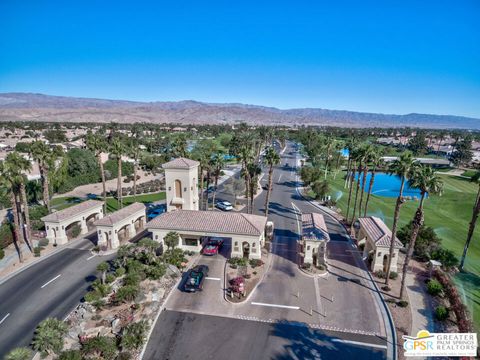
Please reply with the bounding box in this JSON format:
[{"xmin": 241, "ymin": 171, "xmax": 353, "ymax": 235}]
[
  {"xmin": 80, "ymin": 219, "xmax": 88, "ymax": 234},
  {"xmin": 57, "ymin": 226, "xmax": 68, "ymax": 245},
  {"xmin": 128, "ymin": 223, "xmax": 136, "ymax": 237}
]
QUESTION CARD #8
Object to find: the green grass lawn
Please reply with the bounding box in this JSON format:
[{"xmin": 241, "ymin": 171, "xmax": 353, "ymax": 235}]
[
  {"xmin": 51, "ymin": 192, "xmax": 166, "ymax": 213},
  {"xmin": 324, "ymin": 171, "xmax": 480, "ymax": 329},
  {"xmin": 461, "ymin": 169, "xmax": 477, "ymax": 178}
]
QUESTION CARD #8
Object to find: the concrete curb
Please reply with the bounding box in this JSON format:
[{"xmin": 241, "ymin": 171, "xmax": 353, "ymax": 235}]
[{"xmin": 0, "ymin": 230, "xmax": 96, "ymax": 287}]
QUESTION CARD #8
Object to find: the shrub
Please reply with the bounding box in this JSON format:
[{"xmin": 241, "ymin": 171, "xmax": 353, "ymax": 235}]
[
  {"xmin": 121, "ymin": 320, "xmax": 150, "ymax": 350},
  {"xmin": 317, "ymin": 264, "xmax": 325, "ymax": 270},
  {"xmin": 124, "ymin": 272, "xmax": 141, "ymax": 286},
  {"xmin": 84, "ymin": 291, "xmax": 101, "ymax": 303},
  {"xmin": 116, "ymin": 285, "xmax": 139, "ymax": 303},
  {"xmin": 81, "ymin": 335, "xmax": 117, "ymax": 360},
  {"xmin": 435, "ymin": 306, "xmax": 449, "ymax": 321},
  {"xmin": 426, "ymin": 279, "xmax": 443, "ymax": 296},
  {"xmin": 252, "ymin": 271, "xmax": 257, "ymax": 275},
  {"xmin": 162, "ymin": 248, "xmax": 187, "ymax": 268},
  {"xmin": 105, "ymin": 273, "xmax": 116, "ymax": 284},
  {"xmin": 4, "ymin": 347, "xmax": 32, "ymax": 360},
  {"xmin": 38, "ymin": 238, "xmax": 49, "ymax": 247},
  {"xmin": 389, "ymin": 271, "xmax": 398, "ymax": 280},
  {"xmin": 397, "ymin": 300, "xmax": 409, "ymax": 308},
  {"xmin": 115, "ymin": 267, "xmax": 126, "ymax": 277},
  {"xmin": 228, "ymin": 257, "xmax": 248, "ymax": 267},
  {"xmin": 32, "ymin": 318, "xmax": 68, "ymax": 357},
  {"xmin": 374, "ymin": 270, "xmax": 386, "ymax": 278},
  {"xmin": 301, "ymin": 263, "xmax": 311, "ymax": 270},
  {"xmin": 92, "ymin": 246, "xmax": 100, "ymax": 253},
  {"xmin": 0, "ymin": 247, "xmax": 4, "ymax": 260},
  {"xmin": 91, "ymin": 282, "xmax": 112, "ymax": 297},
  {"xmin": 431, "ymin": 248, "xmax": 459, "ymax": 270},
  {"xmin": 34, "ymin": 246, "xmax": 42, "ymax": 257},
  {"xmin": 382, "ymin": 286, "xmax": 391, "ymax": 292},
  {"xmin": 116, "ymin": 352, "xmax": 132, "ymax": 360},
  {"xmin": 146, "ymin": 263, "xmax": 166, "ymax": 280},
  {"xmin": 58, "ymin": 349, "xmax": 82, "ymax": 360},
  {"xmin": 70, "ymin": 224, "xmax": 82, "ymax": 239},
  {"xmin": 249, "ymin": 259, "xmax": 264, "ymax": 268}
]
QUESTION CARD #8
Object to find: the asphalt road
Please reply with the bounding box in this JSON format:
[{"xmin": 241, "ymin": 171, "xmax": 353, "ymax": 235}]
[
  {"xmin": 144, "ymin": 141, "xmax": 389, "ymax": 360},
  {"xmin": 0, "ymin": 237, "xmax": 114, "ymax": 358}
]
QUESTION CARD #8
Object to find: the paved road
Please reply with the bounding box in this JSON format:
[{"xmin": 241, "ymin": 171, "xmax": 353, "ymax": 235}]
[
  {"xmin": 144, "ymin": 141, "xmax": 389, "ymax": 360},
  {"xmin": 0, "ymin": 237, "xmax": 114, "ymax": 358}
]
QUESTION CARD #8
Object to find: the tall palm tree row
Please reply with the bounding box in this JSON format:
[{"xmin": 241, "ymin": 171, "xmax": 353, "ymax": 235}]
[
  {"xmin": 399, "ymin": 165, "xmax": 443, "ymax": 299},
  {"xmin": 247, "ymin": 162, "xmax": 262, "ymax": 214},
  {"xmin": 385, "ymin": 151, "xmax": 415, "ymax": 285},
  {"xmin": 350, "ymin": 147, "xmax": 366, "ymax": 226},
  {"xmin": 129, "ymin": 139, "xmax": 142, "ymax": 202},
  {"xmin": 459, "ymin": 171, "xmax": 480, "ymax": 271},
  {"xmin": 358, "ymin": 145, "xmax": 375, "ymax": 218},
  {"xmin": 263, "ymin": 146, "xmax": 280, "ymax": 216},
  {"xmin": 30, "ymin": 141, "xmax": 54, "ymax": 212},
  {"xmin": 86, "ymin": 133, "xmax": 107, "ymax": 212},
  {"xmin": 210, "ymin": 152, "xmax": 225, "ymax": 209},
  {"xmin": 363, "ymin": 147, "xmax": 384, "ymax": 217},
  {"xmin": 110, "ymin": 137, "xmax": 125, "ymax": 209}
]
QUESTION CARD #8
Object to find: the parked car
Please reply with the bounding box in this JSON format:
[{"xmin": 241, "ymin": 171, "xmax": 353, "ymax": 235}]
[
  {"xmin": 147, "ymin": 204, "xmax": 166, "ymax": 220},
  {"xmin": 202, "ymin": 238, "xmax": 225, "ymax": 256},
  {"xmin": 184, "ymin": 265, "xmax": 209, "ymax": 292},
  {"xmin": 86, "ymin": 193, "xmax": 99, "ymax": 200},
  {"xmin": 216, "ymin": 201, "xmax": 233, "ymax": 211}
]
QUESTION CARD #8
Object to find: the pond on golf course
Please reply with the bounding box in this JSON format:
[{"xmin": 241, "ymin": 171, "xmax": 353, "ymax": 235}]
[{"xmin": 355, "ymin": 172, "xmax": 422, "ymax": 198}]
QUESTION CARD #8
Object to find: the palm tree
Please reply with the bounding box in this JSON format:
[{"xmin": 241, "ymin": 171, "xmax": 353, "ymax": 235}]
[
  {"xmin": 210, "ymin": 152, "xmax": 225, "ymax": 209},
  {"xmin": 129, "ymin": 140, "xmax": 142, "ymax": 202},
  {"xmin": 0, "ymin": 159, "xmax": 26, "ymax": 262},
  {"xmin": 350, "ymin": 147, "xmax": 365, "ymax": 225},
  {"xmin": 110, "ymin": 137, "xmax": 125, "ymax": 208},
  {"xmin": 263, "ymin": 146, "xmax": 280, "ymax": 216},
  {"xmin": 345, "ymin": 147, "xmax": 359, "ymax": 221},
  {"xmin": 237, "ymin": 145, "xmax": 254, "ymax": 213},
  {"xmin": 459, "ymin": 171, "xmax": 480, "ymax": 271},
  {"xmin": 32, "ymin": 318, "xmax": 68, "ymax": 357},
  {"xmin": 323, "ymin": 136, "xmax": 336, "ymax": 179},
  {"xmin": 96, "ymin": 262, "xmax": 109, "ymax": 284},
  {"xmin": 30, "ymin": 141, "xmax": 53, "ymax": 212},
  {"xmin": 5, "ymin": 347, "xmax": 32, "ymax": 360},
  {"xmin": 358, "ymin": 145, "xmax": 374, "ymax": 217},
  {"xmin": 86, "ymin": 133, "xmax": 107, "ymax": 212},
  {"xmin": 363, "ymin": 147, "xmax": 384, "ymax": 216},
  {"xmin": 247, "ymin": 162, "xmax": 262, "ymax": 214},
  {"xmin": 385, "ymin": 151, "xmax": 415, "ymax": 285},
  {"xmin": 399, "ymin": 165, "xmax": 443, "ymax": 299}
]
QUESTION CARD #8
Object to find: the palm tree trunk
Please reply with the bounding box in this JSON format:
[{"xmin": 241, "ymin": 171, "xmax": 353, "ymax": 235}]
[
  {"xmin": 358, "ymin": 167, "xmax": 368, "ymax": 216},
  {"xmin": 11, "ymin": 192, "xmax": 24, "ymax": 263},
  {"xmin": 399, "ymin": 194, "xmax": 425, "ymax": 299},
  {"xmin": 20, "ymin": 181, "xmax": 32, "ymax": 249},
  {"xmin": 364, "ymin": 168, "xmax": 376, "ymax": 216},
  {"xmin": 98, "ymin": 154, "xmax": 107, "ymax": 213},
  {"xmin": 459, "ymin": 185, "xmax": 480, "ymax": 271},
  {"xmin": 199, "ymin": 168, "xmax": 205, "ymax": 210},
  {"xmin": 385, "ymin": 178, "xmax": 406, "ymax": 285},
  {"xmin": 250, "ymin": 178, "xmax": 255, "ymax": 214},
  {"xmin": 40, "ymin": 165, "xmax": 50, "ymax": 212},
  {"xmin": 133, "ymin": 162, "xmax": 138, "ymax": 202},
  {"xmin": 350, "ymin": 164, "xmax": 362, "ymax": 225},
  {"xmin": 212, "ymin": 175, "xmax": 218, "ymax": 208},
  {"xmin": 117, "ymin": 157, "xmax": 122, "ymax": 208},
  {"xmin": 346, "ymin": 165, "xmax": 356, "ymax": 220},
  {"xmin": 264, "ymin": 164, "xmax": 274, "ymax": 216},
  {"xmin": 344, "ymin": 157, "xmax": 352, "ymax": 188}
]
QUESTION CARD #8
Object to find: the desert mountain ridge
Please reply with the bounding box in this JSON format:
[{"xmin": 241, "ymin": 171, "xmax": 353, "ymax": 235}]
[{"xmin": 0, "ymin": 92, "xmax": 479, "ymax": 130}]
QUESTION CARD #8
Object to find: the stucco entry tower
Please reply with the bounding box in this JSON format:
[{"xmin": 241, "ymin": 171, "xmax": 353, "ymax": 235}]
[{"xmin": 162, "ymin": 157, "xmax": 200, "ymax": 212}]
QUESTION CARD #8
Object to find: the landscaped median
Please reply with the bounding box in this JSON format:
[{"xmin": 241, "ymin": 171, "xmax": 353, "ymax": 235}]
[
  {"xmin": 9, "ymin": 240, "xmax": 196, "ymax": 360},
  {"xmin": 224, "ymin": 248, "xmax": 270, "ymax": 303}
]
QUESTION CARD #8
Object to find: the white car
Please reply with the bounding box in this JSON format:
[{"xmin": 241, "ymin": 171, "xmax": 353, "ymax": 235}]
[{"xmin": 216, "ymin": 201, "xmax": 233, "ymax": 211}]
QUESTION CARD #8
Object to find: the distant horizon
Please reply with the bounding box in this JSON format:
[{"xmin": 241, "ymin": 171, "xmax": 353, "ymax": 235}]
[
  {"xmin": 1, "ymin": 91, "xmax": 479, "ymax": 120},
  {"xmin": 1, "ymin": 1, "xmax": 479, "ymax": 118}
]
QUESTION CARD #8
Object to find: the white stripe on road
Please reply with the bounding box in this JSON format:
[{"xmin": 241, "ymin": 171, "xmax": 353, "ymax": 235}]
[
  {"xmin": 278, "ymin": 174, "xmax": 283, "ymax": 182},
  {"xmin": 86, "ymin": 254, "xmax": 97, "ymax": 261},
  {"xmin": 41, "ymin": 274, "xmax": 61, "ymax": 289},
  {"xmin": 291, "ymin": 202, "xmax": 301, "ymax": 235},
  {"xmin": 205, "ymin": 277, "xmax": 221, "ymax": 281},
  {"xmin": 251, "ymin": 302, "xmax": 300, "ymax": 310},
  {"xmin": 0, "ymin": 313, "xmax": 10, "ymax": 325},
  {"xmin": 331, "ymin": 338, "xmax": 387, "ymax": 350}
]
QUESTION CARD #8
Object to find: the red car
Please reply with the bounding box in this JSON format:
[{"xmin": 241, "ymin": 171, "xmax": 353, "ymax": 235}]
[{"xmin": 202, "ymin": 238, "xmax": 224, "ymax": 256}]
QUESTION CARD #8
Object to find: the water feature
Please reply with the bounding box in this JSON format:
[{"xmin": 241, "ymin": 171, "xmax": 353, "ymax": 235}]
[{"xmin": 355, "ymin": 172, "xmax": 422, "ymax": 198}]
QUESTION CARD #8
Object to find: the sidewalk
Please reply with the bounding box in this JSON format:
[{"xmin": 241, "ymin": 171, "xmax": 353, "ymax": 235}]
[{"xmin": 406, "ymin": 266, "xmax": 434, "ymax": 335}]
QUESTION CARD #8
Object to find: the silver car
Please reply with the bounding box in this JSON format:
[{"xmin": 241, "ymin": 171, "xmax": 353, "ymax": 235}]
[{"xmin": 216, "ymin": 201, "xmax": 233, "ymax": 211}]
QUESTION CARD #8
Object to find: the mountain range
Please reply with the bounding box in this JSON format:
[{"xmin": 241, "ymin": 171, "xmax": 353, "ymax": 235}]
[{"xmin": 0, "ymin": 92, "xmax": 478, "ymax": 130}]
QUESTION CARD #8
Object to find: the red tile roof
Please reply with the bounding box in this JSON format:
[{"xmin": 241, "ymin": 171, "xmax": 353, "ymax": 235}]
[
  {"xmin": 147, "ymin": 210, "xmax": 267, "ymax": 236},
  {"xmin": 162, "ymin": 157, "xmax": 199, "ymax": 169},
  {"xmin": 358, "ymin": 216, "xmax": 403, "ymax": 248},
  {"xmin": 302, "ymin": 213, "xmax": 330, "ymax": 242}
]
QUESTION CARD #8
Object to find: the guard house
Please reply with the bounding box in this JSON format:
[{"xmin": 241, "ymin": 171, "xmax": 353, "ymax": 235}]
[
  {"xmin": 147, "ymin": 210, "xmax": 267, "ymax": 259},
  {"xmin": 162, "ymin": 157, "xmax": 199, "ymax": 212},
  {"xmin": 42, "ymin": 200, "xmax": 104, "ymax": 245},
  {"xmin": 94, "ymin": 202, "xmax": 146, "ymax": 250},
  {"xmin": 356, "ymin": 216, "xmax": 404, "ymax": 273},
  {"xmin": 299, "ymin": 213, "xmax": 330, "ymax": 267}
]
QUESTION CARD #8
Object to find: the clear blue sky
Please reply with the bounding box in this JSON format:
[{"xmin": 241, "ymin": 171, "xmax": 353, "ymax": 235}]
[{"xmin": 1, "ymin": 1, "xmax": 479, "ymax": 117}]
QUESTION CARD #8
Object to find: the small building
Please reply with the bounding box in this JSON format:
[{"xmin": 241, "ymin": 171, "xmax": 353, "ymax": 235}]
[
  {"xmin": 42, "ymin": 200, "xmax": 104, "ymax": 245},
  {"xmin": 94, "ymin": 202, "xmax": 146, "ymax": 250},
  {"xmin": 299, "ymin": 213, "xmax": 330, "ymax": 267},
  {"xmin": 162, "ymin": 157, "xmax": 199, "ymax": 212},
  {"xmin": 147, "ymin": 210, "xmax": 267, "ymax": 259},
  {"xmin": 356, "ymin": 216, "xmax": 403, "ymax": 273}
]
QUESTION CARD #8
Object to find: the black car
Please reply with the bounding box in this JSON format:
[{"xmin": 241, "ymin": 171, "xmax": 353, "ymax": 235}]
[{"xmin": 184, "ymin": 265, "xmax": 209, "ymax": 292}]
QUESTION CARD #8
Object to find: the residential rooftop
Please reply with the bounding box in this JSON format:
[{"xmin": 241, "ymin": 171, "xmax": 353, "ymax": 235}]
[{"xmin": 358, "ymin": 216, "xmax": 403, "ymax": 248}]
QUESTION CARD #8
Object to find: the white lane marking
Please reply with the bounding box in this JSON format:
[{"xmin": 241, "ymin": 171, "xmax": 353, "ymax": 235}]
[
  {"xmin": 41, "ymin": 274, "xmax": 61, "ymax": 289},
  {"xmin": 313, "ymin": 276, "xmax": 323, "ymax": 317},
  {"xmin": 205, "ymin": 277, "xmax": 221, "ymax": 281},
  {"xmin": 291, "ymin": 202, "xmax": 301, "ymax": 235},
  {"xmin": 251, "ymin": 302, "xmax": 300, "ymax": 310},
  {"xmin": 278, "ymin": 174, "xmax": 283, "ymax": 182},
  {"xmin": 0, "ymin": 313, "xmax": 10, "ymax": 325},
  {"xmin": 331, "ymin": 338, "xmax": 387, "ymax": 350},
  {"xmin": 86, "ymin": 254, "xmax": 97, "ymax": 261}
]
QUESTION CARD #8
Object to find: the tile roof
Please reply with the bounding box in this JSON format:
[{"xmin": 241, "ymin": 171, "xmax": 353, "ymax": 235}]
[
  {"xmin": 147, "ymin": 210, "xmax": 267, "ymax": 237},
  {"xmin": 358, "ymin": 216, "xmax": 403, "ymax": 248},
  {"xmin": 94, "ymin": 202, "xmax": 145, "ymax": 226},
  {"xmin": 162, "ymin": 157, "xmax": 199, "ymax": 169},
  {"xmin": 302, "ymin": 213, "xmax": 330, "ymax": 242},
  {"xmin": 41, "ymin": 200, "xmax": 103, "ymax": 223}
]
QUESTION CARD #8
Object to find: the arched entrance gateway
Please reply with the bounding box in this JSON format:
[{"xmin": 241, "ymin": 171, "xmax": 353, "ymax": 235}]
[
  {"xmin": 65, "ymin": 221, "xmax": 82, "ymax": 240},
  {"xmin": 242, "ymin": 241, "xmax": 250, "ymax": 258},
  {"xmin": 85, "ymin": 213, "xmax": 101, "ymax": 231}
]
